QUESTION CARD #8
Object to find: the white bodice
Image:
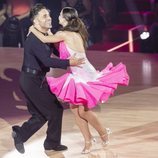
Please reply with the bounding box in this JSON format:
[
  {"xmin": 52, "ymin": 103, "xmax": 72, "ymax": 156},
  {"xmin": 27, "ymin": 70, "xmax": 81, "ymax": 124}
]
[{"xmin": 65, "ymin": 45, "xmax": 100, "ymax": 82}]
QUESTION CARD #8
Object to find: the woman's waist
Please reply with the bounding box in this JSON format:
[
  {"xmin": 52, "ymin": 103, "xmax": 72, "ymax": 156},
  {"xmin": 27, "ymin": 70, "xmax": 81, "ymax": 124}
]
[
  {"xmin": 70, "ymin": 67, "xmax": 98, "ymax": 79},
  {"xmin": 70, "ymin": 63, "xmax": 96, "ymax": 72}
]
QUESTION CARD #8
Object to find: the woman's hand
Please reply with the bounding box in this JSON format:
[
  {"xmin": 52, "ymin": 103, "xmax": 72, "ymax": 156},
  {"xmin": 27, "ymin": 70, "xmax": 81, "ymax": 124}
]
[
  {"xmin": 27, "ymin": 25, "xmax": 34, "ymax": 36},
  {"xmin": 47, "ymin": 29, "xmax": 53, "ymax": 35},
  {"xmin": 29, "ymin": 25, "xmax": 34, "ymax": 32}
]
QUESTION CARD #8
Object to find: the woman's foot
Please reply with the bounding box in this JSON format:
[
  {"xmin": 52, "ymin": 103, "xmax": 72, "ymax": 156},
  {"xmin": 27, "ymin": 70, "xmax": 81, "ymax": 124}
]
[
  {"xmin": 81, "ymin": 137, "xmax": 96, "ymax": 154},
  {"xmin": 81, "ymin": 141, "xmax": 92, "ymax": 154},
  {"xmin": 100, "ymin": 128, "xmax": 112, "ymax": 147}
]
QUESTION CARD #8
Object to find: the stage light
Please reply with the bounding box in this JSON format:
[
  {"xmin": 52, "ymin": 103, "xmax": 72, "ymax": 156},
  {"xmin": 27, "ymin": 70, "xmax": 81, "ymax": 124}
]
[{"xmin": 140, "ymin": 31, "xmax": 150, "ymax": 40}]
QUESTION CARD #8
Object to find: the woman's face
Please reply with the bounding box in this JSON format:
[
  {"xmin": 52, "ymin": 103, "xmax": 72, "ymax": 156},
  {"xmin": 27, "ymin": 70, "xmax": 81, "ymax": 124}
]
[{"xmin": 59, "ymin": 11, "xmax": 68, "ymax": 27}]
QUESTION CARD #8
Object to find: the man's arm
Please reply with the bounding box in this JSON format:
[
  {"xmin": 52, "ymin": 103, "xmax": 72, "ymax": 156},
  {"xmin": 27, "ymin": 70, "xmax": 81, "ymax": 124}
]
[
  {"xmin": 32, "ymin": 37, "xmax": 69, "ymax": 69},
  {"xmin": 50, "ymin": 44, "xmax": 60, "ymax": 57},
  {"xmin": 31, "ymin": 36, "xmax": 85, "ymax": 69}
]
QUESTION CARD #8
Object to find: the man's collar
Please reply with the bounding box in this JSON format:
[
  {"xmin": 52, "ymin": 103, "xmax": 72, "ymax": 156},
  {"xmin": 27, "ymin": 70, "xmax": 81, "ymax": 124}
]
[{"xmin": 34, "ymin": 27, "xmax": 48, "ymax": 36}]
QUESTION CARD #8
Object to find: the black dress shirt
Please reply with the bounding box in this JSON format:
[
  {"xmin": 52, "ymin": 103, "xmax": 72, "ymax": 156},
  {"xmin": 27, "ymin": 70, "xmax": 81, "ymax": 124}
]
[{"xmin": 22, "ymin": 33, "xmax": 69, "ymax": 73}]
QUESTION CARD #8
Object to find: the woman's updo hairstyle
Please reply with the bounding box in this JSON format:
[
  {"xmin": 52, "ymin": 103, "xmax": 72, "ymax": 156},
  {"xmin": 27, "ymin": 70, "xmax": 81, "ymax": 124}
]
[{"xmin": 60, "ymin": 7, "xmax": 88, "ymax": 49}]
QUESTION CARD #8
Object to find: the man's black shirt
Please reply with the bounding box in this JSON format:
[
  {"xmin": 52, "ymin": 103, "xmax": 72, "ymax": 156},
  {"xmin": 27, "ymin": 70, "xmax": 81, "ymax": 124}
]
[{"xmin": 22, "ymin": 33, "xmax": 69, "ymax": 73}]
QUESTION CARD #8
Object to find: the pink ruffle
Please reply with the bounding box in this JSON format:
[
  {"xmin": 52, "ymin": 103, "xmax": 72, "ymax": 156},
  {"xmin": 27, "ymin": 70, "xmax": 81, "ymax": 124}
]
[
  {"xmin": 59, "ymin": 41, "xmax": 70, "ymax": 59},
  {"xmin": 47, "ymin": 63, "xmax": 129, "ymax": 109}
]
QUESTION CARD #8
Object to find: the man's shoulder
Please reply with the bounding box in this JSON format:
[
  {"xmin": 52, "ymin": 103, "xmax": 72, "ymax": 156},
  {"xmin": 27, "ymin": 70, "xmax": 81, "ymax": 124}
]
[
  {"xmin": 26, "ymin": 33, "xmax": 37, "ymax": 40},
  {"xmin": 25, "ymin": 33, "xmax": 42, "ymax": 44},
  {"xmin": 24, "ymin": 33, "xmax": 42, "ymax": 51}
]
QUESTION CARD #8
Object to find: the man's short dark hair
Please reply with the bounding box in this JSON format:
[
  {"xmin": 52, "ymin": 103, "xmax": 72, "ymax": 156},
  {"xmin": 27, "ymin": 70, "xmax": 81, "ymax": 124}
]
[{"xmin": 29, "ymin": 3, "xmax": 46, "ymax": 22}]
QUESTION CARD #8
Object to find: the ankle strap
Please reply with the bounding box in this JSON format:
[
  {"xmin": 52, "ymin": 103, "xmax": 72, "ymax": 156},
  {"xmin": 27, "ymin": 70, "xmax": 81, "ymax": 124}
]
[{"xmin": 85, "ymin": 141, "xmax": 91, "ymax": 144}]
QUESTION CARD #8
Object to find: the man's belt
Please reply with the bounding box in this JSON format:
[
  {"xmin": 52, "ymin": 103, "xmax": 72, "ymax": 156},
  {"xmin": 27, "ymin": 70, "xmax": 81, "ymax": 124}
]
[{"xmin": 22, "ymin": 66, "xmax": 45, "ymax": 76}]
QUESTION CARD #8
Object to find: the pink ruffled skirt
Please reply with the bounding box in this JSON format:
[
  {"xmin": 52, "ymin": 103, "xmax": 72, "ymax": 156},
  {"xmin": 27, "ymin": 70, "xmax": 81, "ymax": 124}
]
[{"xmin": 47, "ymin": 63, "xmax": 129, "ymax": 109}]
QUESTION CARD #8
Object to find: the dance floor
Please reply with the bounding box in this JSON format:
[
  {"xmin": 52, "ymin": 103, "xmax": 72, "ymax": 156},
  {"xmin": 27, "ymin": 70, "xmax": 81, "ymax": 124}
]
[{"xmin": 0, "ymin": 47, "xmax": 158, "ymax": 158}]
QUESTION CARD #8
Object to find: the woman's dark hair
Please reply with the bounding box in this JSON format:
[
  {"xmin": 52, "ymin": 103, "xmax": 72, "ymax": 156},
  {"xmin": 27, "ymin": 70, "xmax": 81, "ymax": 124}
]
[
  {"xmin": 29, "ymin": 3, "xmax": 47, "ymax": 22},
  {"xmin": 60, "ymin": 7, "xmax": 88, "ymax": 49}
]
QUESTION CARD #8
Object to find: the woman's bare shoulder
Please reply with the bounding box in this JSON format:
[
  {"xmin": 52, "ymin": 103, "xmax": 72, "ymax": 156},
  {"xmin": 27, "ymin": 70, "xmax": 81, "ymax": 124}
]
[{"xmin": 55, "ymin": 30, "xmax": 73, "ymax": 38}]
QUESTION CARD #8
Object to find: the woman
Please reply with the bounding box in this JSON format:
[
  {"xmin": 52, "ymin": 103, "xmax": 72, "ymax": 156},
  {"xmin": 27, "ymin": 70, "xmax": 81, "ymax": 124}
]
[
  {"xmin": 62, "ymin": 0, "xmax": 95, "ymax": 44},
  {"xmin": 30, "ymin": 7, "xmax": 129, "ymax": 154},
  {"xmin": 61, "ymin": 0, "xmax": 92, "ymax": 28}
]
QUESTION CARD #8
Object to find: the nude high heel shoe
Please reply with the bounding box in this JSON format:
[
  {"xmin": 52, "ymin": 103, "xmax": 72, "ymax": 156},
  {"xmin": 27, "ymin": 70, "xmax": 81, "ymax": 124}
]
[
  {"xmin": 81, "ymin": 137, "xmax": 96, "ymax": 154},
  {"xmin": 101, "ymin": 128, "xmax": 112, "ymax": 147}
]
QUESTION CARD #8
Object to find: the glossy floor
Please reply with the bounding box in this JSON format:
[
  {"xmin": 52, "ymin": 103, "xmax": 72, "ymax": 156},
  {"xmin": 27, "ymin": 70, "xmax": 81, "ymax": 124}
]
[{"xmin": 0, "ymin": 48, "xmax": 158, "ymax": 158}]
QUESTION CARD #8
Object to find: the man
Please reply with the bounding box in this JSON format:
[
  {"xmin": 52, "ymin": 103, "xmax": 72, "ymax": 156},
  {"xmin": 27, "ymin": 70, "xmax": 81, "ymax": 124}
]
[
  {"xmin": 36, "ymin": 0, "xmax": 62, "ymax": 32},
  {"xmin": 11, "ymin": 3, "xmax": 84, "ymax": 154}
]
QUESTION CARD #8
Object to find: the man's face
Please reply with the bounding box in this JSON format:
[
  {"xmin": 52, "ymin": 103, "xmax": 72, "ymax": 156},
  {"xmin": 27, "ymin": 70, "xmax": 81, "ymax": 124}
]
[{"xmin": 34, "ymin": 9, "xmax": 52, "ymax": 29}]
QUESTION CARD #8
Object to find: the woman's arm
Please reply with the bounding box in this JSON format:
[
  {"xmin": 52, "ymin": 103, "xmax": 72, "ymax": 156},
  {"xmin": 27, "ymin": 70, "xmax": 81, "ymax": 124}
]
[
  {"xmin": 47, "ymin": 29, "xmax": 53, "ymax": 35},
  {"xmin": 30, "ymin": 26, "xmax": 66, "ymax": 43}
]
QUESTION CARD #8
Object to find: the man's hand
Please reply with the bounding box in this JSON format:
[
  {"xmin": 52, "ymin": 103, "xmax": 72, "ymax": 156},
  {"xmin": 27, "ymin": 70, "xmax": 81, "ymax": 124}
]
[{"xmin": 69, "ymin": 54, "xmax": 85, "ymax": 66}]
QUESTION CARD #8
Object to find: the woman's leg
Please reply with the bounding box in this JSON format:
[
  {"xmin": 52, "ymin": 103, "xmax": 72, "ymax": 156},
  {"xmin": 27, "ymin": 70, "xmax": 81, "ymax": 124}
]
[
  {"xmin": 70, "ymin": 104, "xmax": 93, "ymax": 152},
  {"xmin": 78, "ymin": 106, "xmax": 109, "ymax": 143}
]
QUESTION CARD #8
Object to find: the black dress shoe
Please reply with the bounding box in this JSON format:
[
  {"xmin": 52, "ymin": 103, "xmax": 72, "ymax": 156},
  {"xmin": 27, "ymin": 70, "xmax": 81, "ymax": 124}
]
[
  {"xmin": 45, "ymin": 144, "xmax": 68, "ymax": 151},
  {"xmin": 12, "ymin": 126, "xmax": 25, "ymax": 154}
]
